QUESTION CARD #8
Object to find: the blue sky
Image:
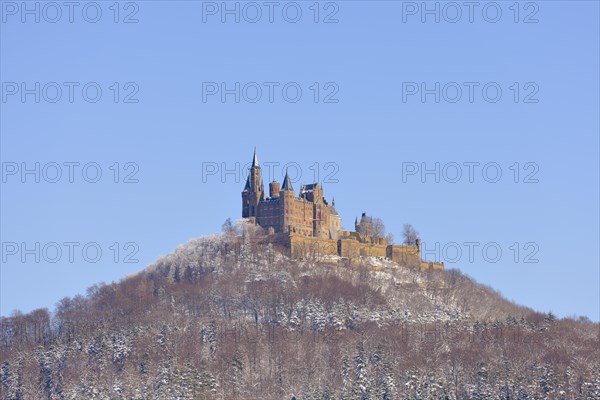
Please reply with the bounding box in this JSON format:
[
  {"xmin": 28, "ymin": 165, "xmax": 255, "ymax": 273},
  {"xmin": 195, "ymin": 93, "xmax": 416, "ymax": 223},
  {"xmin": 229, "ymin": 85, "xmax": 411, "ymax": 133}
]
[{"xmin": 1, "ymin": 1, "xmax": 599, "ymax": 321}]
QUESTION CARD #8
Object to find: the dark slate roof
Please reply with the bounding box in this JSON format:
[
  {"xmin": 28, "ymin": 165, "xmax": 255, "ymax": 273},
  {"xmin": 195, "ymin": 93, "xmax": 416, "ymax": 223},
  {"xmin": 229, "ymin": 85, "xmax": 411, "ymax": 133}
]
[
  {"xmin": 281, "ymin": 171, "xmax": 294, "ymax": 192},
  {"xmin": 243, "ymin": 175, "xmax": 250, "ymax": 191},
  {"xmin": 252, "ymin": 148, "xmax": 259, "ymax": 168}
]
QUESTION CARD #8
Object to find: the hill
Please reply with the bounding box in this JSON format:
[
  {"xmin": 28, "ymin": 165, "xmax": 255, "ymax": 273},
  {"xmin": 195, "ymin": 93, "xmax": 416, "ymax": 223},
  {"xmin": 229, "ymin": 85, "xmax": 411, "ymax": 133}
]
[{"xmin": 1, "ymin": 228, "xmax": 599, "ymax": 399}]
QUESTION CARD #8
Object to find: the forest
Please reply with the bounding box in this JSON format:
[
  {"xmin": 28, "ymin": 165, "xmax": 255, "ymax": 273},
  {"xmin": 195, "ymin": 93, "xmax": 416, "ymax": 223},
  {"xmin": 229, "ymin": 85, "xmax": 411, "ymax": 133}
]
[{"xmin": 1, "ymin": 222, "xmax": 599, "ymax": 399}]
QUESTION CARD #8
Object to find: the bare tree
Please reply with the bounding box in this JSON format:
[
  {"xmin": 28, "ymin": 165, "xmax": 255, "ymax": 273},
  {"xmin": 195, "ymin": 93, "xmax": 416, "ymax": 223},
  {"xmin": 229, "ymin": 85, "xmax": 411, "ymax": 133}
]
[
  {"xmin": 221, "ymin": 218, "xmax": 235, "ymax": 236},
  {"xmin": 385, "ymin": 232, "xmax": 394, "ymax": 245},
  {"xmin": 221, "ymin": 218, "xmax": 237, "ymax": 244},
  {"xmin": 402, "ymin": 224, "xmax": 419, "ymax": 245},
  {"xmin": 371, "ymin": 218, "xmax": 386, "ymax": 239}
]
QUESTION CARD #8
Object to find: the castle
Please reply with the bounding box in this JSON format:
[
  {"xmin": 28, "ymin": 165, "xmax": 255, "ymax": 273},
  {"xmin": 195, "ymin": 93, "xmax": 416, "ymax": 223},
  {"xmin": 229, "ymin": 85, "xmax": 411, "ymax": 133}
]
[{"xmin": 242, "ymin": 150, "xmax": 443, "ymax": 270}]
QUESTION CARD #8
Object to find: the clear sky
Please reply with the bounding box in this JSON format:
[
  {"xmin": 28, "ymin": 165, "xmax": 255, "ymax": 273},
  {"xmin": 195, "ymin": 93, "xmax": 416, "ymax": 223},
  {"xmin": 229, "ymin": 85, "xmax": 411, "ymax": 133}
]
[{"xmin": 1, "ymin": 1, "xmax": 599, "ymax": 321}]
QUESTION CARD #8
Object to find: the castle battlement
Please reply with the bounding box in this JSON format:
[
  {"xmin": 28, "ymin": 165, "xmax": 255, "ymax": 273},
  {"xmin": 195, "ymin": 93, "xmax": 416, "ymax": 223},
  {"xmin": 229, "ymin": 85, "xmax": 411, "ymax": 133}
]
[{"xmin": 241, "ymin": 150, "xmax": 443, "ymax": 270}]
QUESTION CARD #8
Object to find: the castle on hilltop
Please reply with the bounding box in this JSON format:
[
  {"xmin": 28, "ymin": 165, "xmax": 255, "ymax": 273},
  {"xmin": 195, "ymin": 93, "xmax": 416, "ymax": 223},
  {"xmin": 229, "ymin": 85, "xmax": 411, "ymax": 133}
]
[{"xmin": 242, "ymin": 150, "xmax": 443, "ymax": 270}]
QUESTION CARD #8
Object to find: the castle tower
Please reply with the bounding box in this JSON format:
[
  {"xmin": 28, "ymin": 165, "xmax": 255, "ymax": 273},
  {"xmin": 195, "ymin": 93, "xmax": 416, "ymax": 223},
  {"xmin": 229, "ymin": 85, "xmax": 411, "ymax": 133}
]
[
  {"xmin": 242, "ymin": 148, "xmax": 264, "ymax": 218},
  {"xmin": 356, "ymin": 212, "xmax": 374, "ymax": 238},
  {"xmin": 328, "ymin": 197, "xmax": 342, "ymax": 239},
  {"xmin": 280, "ymin": 169, "xmax": 295, "ymax": 232},
  {"xmin": 269, "ymin": 181, "xmax": 280, "ymax": 198}
]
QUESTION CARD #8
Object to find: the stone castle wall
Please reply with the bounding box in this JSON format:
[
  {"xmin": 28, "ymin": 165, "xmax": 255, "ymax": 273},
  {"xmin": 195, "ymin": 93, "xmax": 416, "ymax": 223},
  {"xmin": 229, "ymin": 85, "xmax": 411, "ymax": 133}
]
[
  {"xmin": 420, "ymin": 260, "xmax": 445, "ymax": 271},
  {"xmin": 288, "ymin": 233, "xmax": 338, "ymax": 258},
  {"xmin": 285, "ymin": 234, "xmax": 445, "ymax": 271},
  {"xmin": 387, "ymin": 244, "xmax": 421, "ymax": 266},
  {"xmin": 338, "ymin": 239, "xmax": 387, "ymax": 258}
]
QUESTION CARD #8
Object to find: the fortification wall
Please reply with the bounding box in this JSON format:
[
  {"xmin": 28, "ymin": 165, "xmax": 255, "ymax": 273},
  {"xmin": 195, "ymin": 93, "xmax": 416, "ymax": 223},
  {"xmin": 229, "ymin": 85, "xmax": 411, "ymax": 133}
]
[
  {"xmin": 260, "ymin": 231, "xmax": 445, "ymax": 271},
  {"xmin": 338, "ymin": 239, "xmax": 387, "ymax": 258},
  {"xmin": 386, "ymin": 244, "xmax": 421, "ymax": 267},
  {"xmin": 420, "ymin": 261, "xmax": 445, "ymax": 271},
  {"xmin": 288, "ymin": 234, "xmax": 338, "ymax": 259}
]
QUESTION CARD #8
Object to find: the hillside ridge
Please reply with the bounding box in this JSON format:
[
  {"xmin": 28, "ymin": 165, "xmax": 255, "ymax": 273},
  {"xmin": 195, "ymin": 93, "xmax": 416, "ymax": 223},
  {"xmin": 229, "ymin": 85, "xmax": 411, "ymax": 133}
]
[{"xmin": 1, "ymin": 231, "xmax": 598, "ymax": 399}]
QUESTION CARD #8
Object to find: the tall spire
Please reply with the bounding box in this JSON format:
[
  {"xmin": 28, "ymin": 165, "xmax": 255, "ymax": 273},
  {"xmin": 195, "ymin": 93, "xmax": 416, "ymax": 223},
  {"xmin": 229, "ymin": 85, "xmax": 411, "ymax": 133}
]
[
  {"xmin": 281, "ymin": 169, "xmax": 294, "ymax": 192},
  {"xmin": 252, "ymin": 147, "xmax": 259, "ymax": 167}
]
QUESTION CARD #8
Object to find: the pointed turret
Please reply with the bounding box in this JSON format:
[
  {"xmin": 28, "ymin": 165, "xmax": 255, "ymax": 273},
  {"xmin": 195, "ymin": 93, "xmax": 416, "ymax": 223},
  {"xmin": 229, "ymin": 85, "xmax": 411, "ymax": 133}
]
[
  {"xmin": 252, "ymin": 147, "xmax": 259, "ymax": 168},
  {"xmin": 242, "ymin": 148, "xmax": 263, "ymax": 218},
  {"xmin": 329, "ymin": 196, "xmax": 339, "ymax": 216},
  {"xmin": 281, "ymin": 169, "xmax": 294, "ymax": 192}
]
